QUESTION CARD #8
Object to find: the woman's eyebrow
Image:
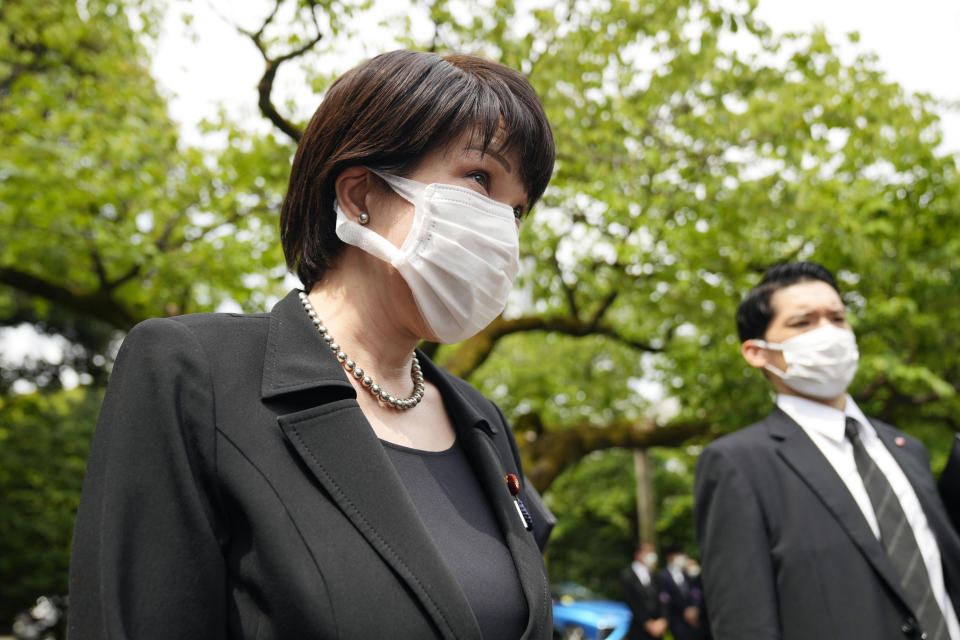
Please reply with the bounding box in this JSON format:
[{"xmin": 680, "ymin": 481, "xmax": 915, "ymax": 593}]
[{"xmin": 466, "ymin": 145, "xmax": 512, "ymax": 173}]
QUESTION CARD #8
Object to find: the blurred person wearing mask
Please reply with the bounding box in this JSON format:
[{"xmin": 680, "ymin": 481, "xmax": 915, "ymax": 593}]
[
  {"xmin": 683, "ymin": 558, "xmax": 710, "ymax": 639},
  {"xmin": 655, "ymin": 548, "xmax": 704, "ymax": 640},
  {"xmin": 621, "ymin": 543, "xmax": 668, "ymax": 639},
  {"xmin": 694, "ymin": 261, "xmax": 960, "ymax": 640}
]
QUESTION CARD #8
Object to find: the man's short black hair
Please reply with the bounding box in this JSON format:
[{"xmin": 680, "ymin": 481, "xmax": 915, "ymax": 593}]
[{"xmin": 736, "ymin": 261, "xmax": 840, "ymax": 342}]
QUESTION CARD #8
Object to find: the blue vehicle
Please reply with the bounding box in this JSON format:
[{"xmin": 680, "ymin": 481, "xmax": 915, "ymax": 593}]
[{"xmin": 552, "ymin": 582, "xmax": 632, "ymax": 640}]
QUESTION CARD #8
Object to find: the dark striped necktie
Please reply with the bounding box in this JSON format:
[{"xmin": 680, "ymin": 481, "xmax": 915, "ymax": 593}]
[{"xmin": 845, "ymin": 416, "xmax": 948, "ymax": 640}]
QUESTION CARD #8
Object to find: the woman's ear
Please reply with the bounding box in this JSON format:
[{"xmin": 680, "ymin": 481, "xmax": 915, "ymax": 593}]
[
  {"xmin": 334, "ymin": 166, "xmax": 372, "ymax": 222},
  {"xmin": 742, "ymin": 340, "xmax": 769, "ymax": 369}
]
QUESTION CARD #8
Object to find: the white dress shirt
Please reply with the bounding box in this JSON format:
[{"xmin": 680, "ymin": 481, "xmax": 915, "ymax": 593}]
[
  {"xmin": 631, "ymin": 561, "xmax": 651, "ymax": 586},
  {"xmin": 778, "ymin": 393, "xmax": 960, "ymax": 639},
  {"xmin": 668, "ymin": 565, "xmax": 686, "ymax": 588}
]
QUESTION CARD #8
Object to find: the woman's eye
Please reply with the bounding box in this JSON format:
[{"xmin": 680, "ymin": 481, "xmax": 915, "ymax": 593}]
[{"xmin": 469, "ymin": 172, "xmax": 489, "ymax": 190}]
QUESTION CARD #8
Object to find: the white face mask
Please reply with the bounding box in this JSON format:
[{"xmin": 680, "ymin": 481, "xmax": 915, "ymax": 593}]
[
  {"xmin": 642, "ymin": 552, "xmax": 658, "ymax": 568},
  {"xmin": 335, "ymin": 169, "xmax": 520, "ymax": 344},
  {"xmin": 752, "ymin": 324, "xmax": 859, "ymax": 399},
  {"xmin": 670, "ymin": 555, "xmax": 687, "ymax": 571}
]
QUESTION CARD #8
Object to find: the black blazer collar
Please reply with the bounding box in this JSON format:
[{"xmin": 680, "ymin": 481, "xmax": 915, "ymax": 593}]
[
  {"xmin": 260, "ymin": 289, "xmax": 496, "ymax": 442},
  {"xmin": 260, "ymin": 289, "xmax": 356, "ymax": 400},
  {"xmin": 262, "ymin": 290, "xmax": 548, "ymax": 639}
]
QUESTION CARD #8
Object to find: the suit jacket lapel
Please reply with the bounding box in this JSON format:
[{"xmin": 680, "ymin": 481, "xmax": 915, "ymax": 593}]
[
  {"xmin": 424, "ymin": 357, "xmax": 551, "ymax": 640},
  {"xmin": 767, "ymin": 408, "xmax": 911, "ymax": 607},
  {"xmin": 262, "ymin": 291, "xmax": 480, "ymax": 640}
]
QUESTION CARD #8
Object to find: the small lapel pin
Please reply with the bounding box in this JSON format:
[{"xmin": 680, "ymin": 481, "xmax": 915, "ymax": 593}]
[
  {"xmin": 895, "ymin": 436, "xmax": 906, "ymax": 447},
  {"xmin": 505, "ymin": 473, "xmax": 521, "ymax": 496},
  {"xmin": 505, "ymin": 474, "xmax": 533, "ymax": 531}
]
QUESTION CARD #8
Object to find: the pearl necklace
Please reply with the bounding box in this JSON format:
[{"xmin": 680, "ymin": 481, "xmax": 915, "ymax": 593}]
[{"xmin": 298, "ymin": 291, "xmax": 425, "ymax": 410}]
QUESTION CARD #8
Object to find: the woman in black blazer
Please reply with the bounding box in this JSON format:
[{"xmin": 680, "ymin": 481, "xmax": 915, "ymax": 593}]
[{"xmin": 69, "ymin": 49, "xmax": 556, "ymax": 639}]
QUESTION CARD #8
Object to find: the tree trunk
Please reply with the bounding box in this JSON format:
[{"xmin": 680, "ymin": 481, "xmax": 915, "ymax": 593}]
[{"xmin": 634, "ymin": 448, "xmax": 656, "ymax": 545}]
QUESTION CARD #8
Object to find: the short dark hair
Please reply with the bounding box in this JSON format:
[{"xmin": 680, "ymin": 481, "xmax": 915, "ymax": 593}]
[
  {"xmin": 736, "ymin": 261, "xmax": 840, "ymax": 342},
  {"xmin": 280, "ymin": 49, "xmax": 556, "ymax": 289}
]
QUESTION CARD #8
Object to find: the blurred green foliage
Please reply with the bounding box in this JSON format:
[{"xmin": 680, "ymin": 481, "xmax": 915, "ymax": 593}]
[
  {"xmin": 544, "ymin": 447, "xmax": 700, "ymax": 599},
  {"xmin": 0, "ymin": 388, "xmax": 101, "ymax": 621}
]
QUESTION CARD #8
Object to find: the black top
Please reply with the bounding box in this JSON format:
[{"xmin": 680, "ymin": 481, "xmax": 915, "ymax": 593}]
[{"xmin": 384, "ymin": 439, "xmax": 528, "ymax": 640}]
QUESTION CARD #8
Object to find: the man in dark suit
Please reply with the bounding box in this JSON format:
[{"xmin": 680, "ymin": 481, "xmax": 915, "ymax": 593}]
[
  {"xmin": 655, "ymin": 548, "xmax": 703, "ymax": 640},
  {"xmin": 621, "ymin": 542, "xmax": 667, "ymax": 640},
  {"xmin": 694, "ymin": 261, "xmax": 960, "ymax": 640}
]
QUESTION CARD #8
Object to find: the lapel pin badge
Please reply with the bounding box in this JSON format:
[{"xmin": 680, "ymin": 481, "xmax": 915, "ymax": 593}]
[
  {"xmin": 505, "ymin": 474, "xmax": 533, "ymax": 531},
  {"xmin": 894, "ymin": 436, "xmax": 905, "ymax": 447}
]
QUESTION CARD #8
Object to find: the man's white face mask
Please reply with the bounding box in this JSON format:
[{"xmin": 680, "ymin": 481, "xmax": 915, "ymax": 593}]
[{"xmin": 752, "ymin": 324, "xmax": 859, "ymax": 399}]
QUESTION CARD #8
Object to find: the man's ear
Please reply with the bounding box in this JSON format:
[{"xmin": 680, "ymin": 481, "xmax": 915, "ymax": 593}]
[
  {"xmin": 742, "ymin": 340, "xmax": 769, "ymax": 369},
  {"xmin": 333, "ymin": 166, "xmax": 373, "ymax": 222}
]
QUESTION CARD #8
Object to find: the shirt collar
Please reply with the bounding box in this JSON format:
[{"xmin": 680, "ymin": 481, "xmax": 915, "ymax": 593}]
[
  {"xmin": 776, "ymin": 393, "xmax": 872, "ymax": 443},
  {"xmin": 631, "ymin": 562, "xmax": 650, "ymax": 584}
]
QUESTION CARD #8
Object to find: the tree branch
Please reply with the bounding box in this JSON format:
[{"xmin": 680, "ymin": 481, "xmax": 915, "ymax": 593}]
[
  {"xmin": 438, "ymin": 313, "xmax": 664, "ymax": 378},
  {"xmin": 550, "ymin": 249, "xmax": 579, "ymax": 318},
  {"xmin": 518, "ymin": 418, "xmax": 710, "ymax": 491},
  {"xmin": 236, "ymin": 0, "xmax": 328, "ymax": 142},
  {"xmin": 0, "ymin": 266, "xmax": 139, "ymax": 329},
  {"xmin": 251, "ymin": 0, "xmax": 282, "ymax": 44},
  {"xmin": 88, "ymin": 244, "xmax": 109, "ymax": 289},
  {"xmin": 106, "ymin": 263, "xmax": 143, "ymax": 290},
  {"xmin": 256, "ymin": 60, "xmax": 304, "ymax": 142},
  {"xmin": 588, "ymin": 291, "xmax": 618, "ymax": 329}
]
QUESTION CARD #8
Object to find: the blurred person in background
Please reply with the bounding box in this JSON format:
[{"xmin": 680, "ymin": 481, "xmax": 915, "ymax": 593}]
[
  {"xmin": 655, "ymin": 547, "xmax": 704, "ymax": 640},
  {"xmin": 695, "ymin": 261, "xmax": 960, "ymax": 640},
  {"xmin": 621, "ymin": 542, "xmax": 668, "ymax": 639},
  {"xmin": 69, "ymin": 49, "xmax": 556, "ymax": 639}
]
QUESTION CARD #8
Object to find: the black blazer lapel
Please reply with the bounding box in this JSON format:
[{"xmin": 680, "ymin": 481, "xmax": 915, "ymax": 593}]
[
  {"xmin": 425, "ymin": 357, "xmax": 552, "ymax": 640},
  {"xmin": 767, "ymin": 408, "xmax": 912, "ymax": 607},
  {"xmin": 262, "ymin": 291, "xmax": 480, "ymax": 640},
  {"xmin": 277, "ymin": 402, "xmax": 481, "ymax": 640}
]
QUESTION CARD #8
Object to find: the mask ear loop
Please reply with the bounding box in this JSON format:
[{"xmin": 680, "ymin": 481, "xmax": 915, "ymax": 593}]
[
  {"xmin": 334, "ymin": 201, "xmax": 405, "ymax": 265},
  {"xmin": 365, "ymin": 168, "xmax": 432, "ymax": 257},
  {"xmin": 367, "ymin": 168, "xmax": 423, "ymax": 205},
  {"xmin": 749, "ymin": 339, "xmax": 788, "ymax": 379}
]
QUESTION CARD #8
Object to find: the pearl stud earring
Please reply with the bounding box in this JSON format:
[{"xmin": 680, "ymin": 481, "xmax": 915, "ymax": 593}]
[{"xmin": 358, "ymin": 212, "xmax": 370, "ymax": 225}]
